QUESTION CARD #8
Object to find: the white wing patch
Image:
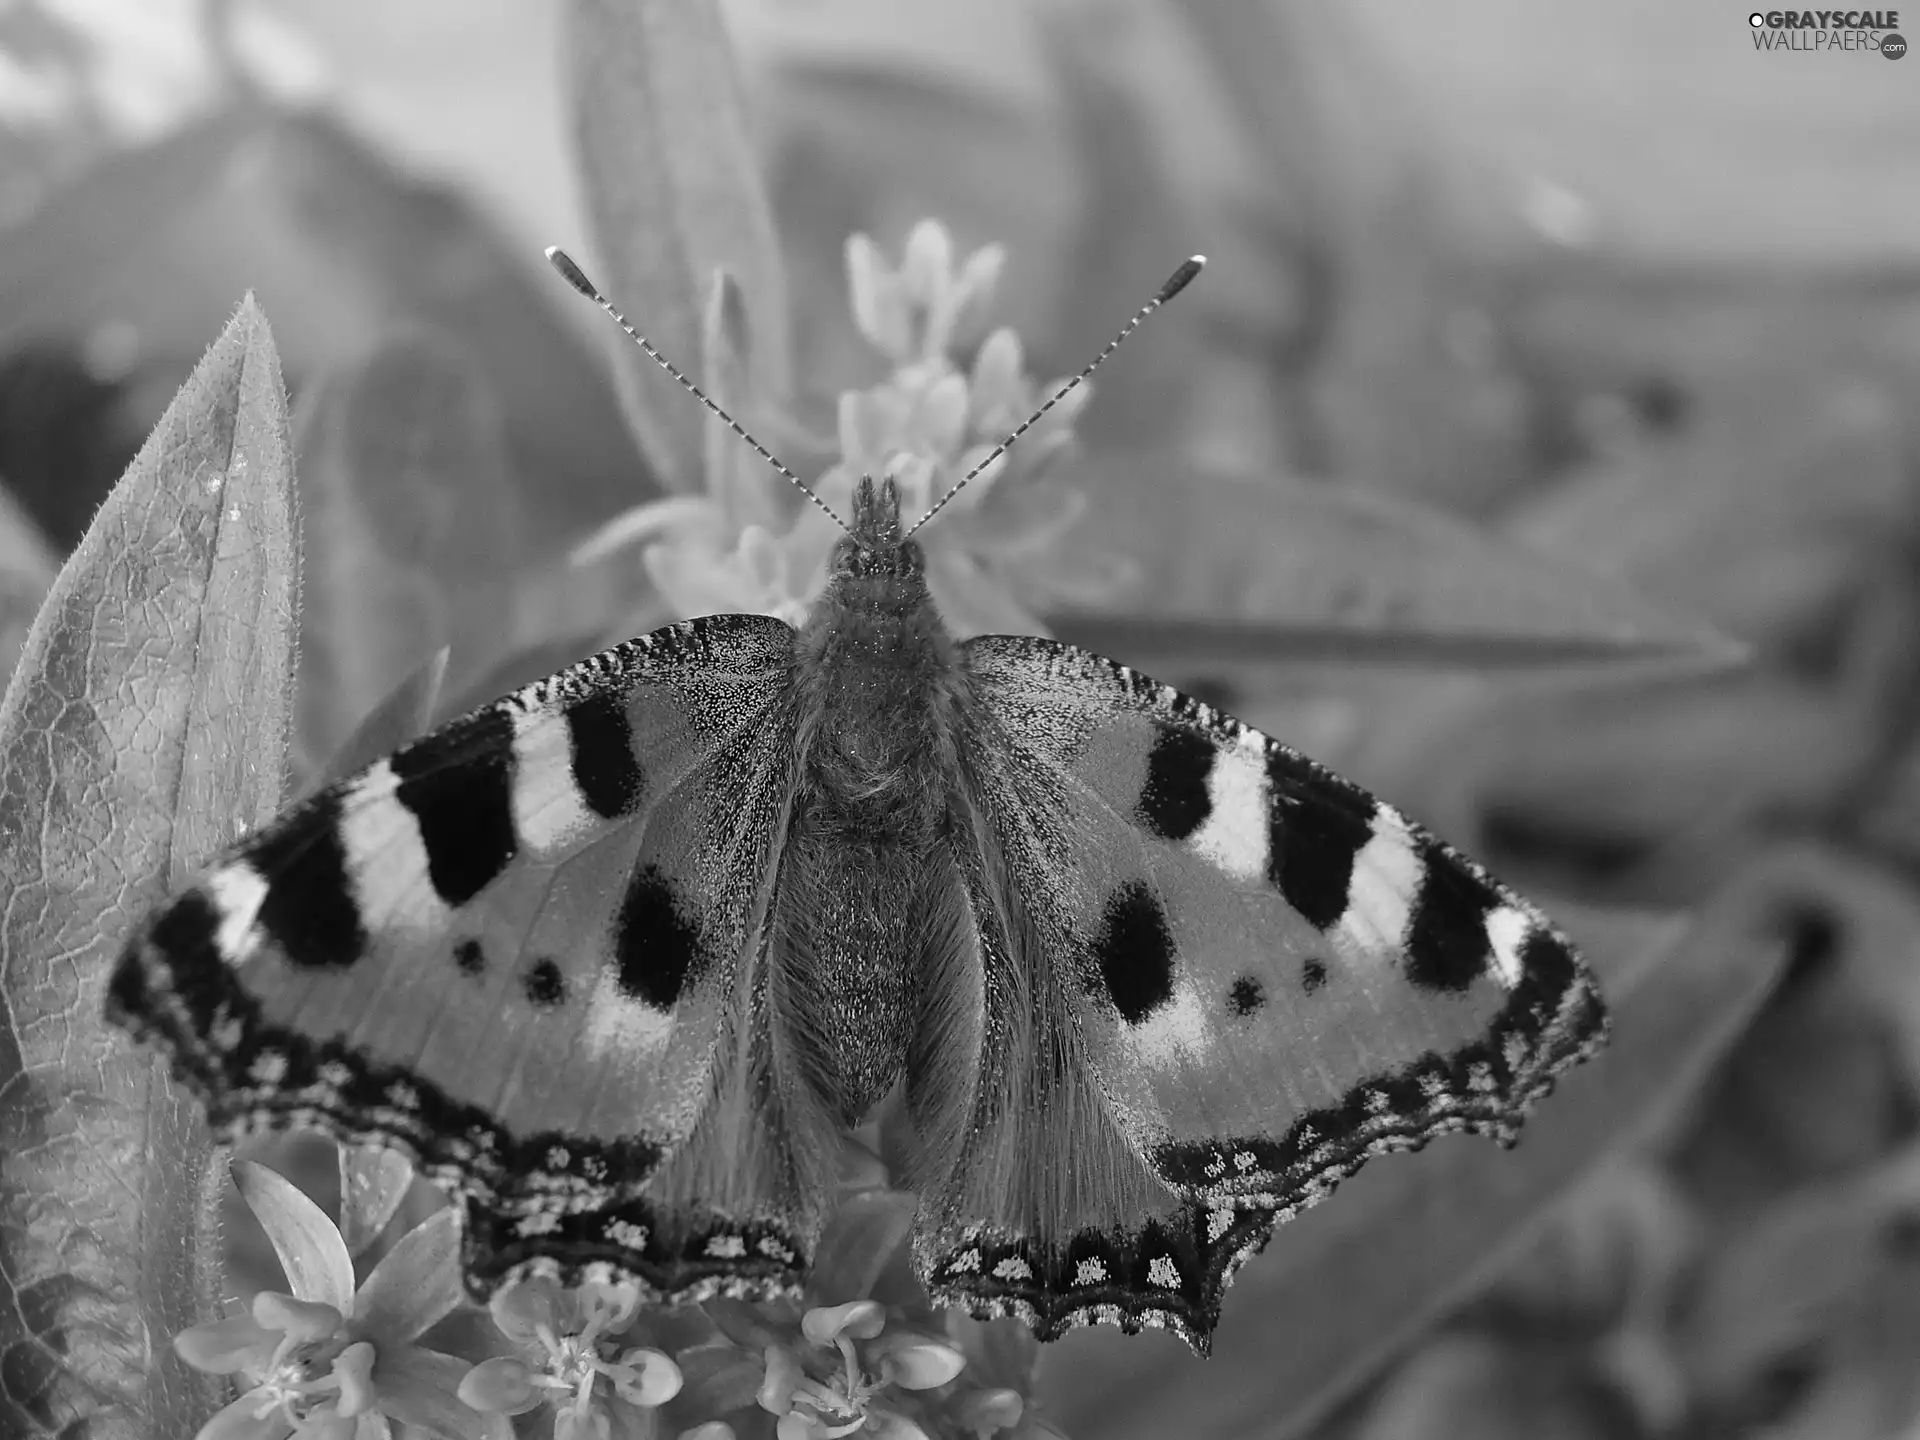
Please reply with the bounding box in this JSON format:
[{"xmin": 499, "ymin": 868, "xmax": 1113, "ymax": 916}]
[
  {"xmin": 1335, "ymin": 803, "xmax": 1421, "ymax": 956},
  {"xmin": 1188, "ymin": 733, "xmax": 1270, "ymax": 882},
  {"xmin": 339, "ymin": 761, "xmax": 450, "ymax": 933},
  {"xmin": 1120, "ymin": 980, "xmax": 1221, "ymax": 1072},
  {"xmin": 1484, "ymin": 905, "xmax": 1531, "ymax": 989},
  {"xmin": 510, "ymin": 703, "xmax": 596, "ymax": 853},
  {"xmin": 579, "ymin": 968, "xmax": 677, "ymax": 1063},
  {"xmin": 206, "ymin": 862, "xmax": 269, "ymax": 963}
]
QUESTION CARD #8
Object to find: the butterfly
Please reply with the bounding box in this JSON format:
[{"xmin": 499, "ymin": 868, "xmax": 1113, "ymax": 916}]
[{"xmin": 106, "ymin": 248, "xmax": 1607, "ymax": 1357}]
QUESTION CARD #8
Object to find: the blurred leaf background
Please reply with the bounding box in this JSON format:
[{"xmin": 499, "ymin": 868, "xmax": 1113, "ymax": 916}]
[{"xmin": 4, "ymin": 0, "xmax": 1920, "ymax": 1436}]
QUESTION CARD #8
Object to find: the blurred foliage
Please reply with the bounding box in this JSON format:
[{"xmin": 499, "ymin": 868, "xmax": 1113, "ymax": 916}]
[{"xmin": 3, "ymin": 0, "xmax": 1919, "ymax": 1437}]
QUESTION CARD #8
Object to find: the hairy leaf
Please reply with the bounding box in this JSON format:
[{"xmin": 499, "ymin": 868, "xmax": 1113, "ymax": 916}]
[{"xmin": 0, "ymin": 297, "xmax": 297, "ymax": 1439}]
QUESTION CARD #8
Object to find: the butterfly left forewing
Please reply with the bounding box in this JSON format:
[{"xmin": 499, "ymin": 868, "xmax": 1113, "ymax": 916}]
[
  {"xmin": 109, "ymin": 613, "xmax": 821, "ymax": 1300},
  {"xmin": 909, "ymin": 634, "xmax": 1605, "ymax": 1351}
]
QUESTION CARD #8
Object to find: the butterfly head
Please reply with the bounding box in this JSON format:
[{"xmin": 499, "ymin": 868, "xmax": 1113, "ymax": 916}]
[{"xmin": 830, "ymin": 474, "xmax": 925, "ymax": 585}]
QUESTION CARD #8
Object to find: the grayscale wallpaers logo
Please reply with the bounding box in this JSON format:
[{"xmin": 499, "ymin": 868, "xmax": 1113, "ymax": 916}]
[{"xmin": 1749, "ymin": 9, "xmax": 1906, "ymax": 54}]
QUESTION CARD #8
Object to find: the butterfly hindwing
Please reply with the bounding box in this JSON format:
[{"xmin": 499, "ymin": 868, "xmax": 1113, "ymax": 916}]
[
  {"xmin": 108, "ymin": 613, "xmax": 819, "ymax": 1299},
  {"xmin": 909, "ymin": 635, "xmax": 1606, "ymax": 1350}
]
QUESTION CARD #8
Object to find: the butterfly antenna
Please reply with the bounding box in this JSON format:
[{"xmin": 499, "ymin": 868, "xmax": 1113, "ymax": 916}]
[
  {"xmin": 903, "ymin": 254, "xmax": 1206, "ymax": 539},
  {"xmin": 545, "ymin": 247, "xmax": 850, "ymax": 534}
]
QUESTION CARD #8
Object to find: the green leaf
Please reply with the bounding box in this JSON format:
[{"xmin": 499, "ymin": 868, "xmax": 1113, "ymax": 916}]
[
  {"xmin": 351, "ymin": 1208, "xmax": 464, "ymax": 1345},
  {"xmin": 1506, "ymin": 350, "xmax": 1910, "ymax": 648},
  {"xmin": 0, "ymin": 296, "xmax": 297, "ymax": 1439},
  {"xmin": 702, "ymin": 1297, "xmax": 799, "ymax": 1353},
  {"xmin": 945, "ymin": 1312, "xmax": 1042, "ymax": 1395},
  {"xmin": 566, "ymin": 0, "xmax": 791, "ymax": 491},
  {"xmin": 294, "ymin": 332, "xmax": 525, "ymax": 776},
  {"xmin": 1384, "ymin": 672, "xmax": 1869, "ymax": 895},
  {"xmin": 702, "ymin": 269, "xmax": 787, "ymax": 535},
  {"xmin": 365, "ymin": 1343, "xmax": 493, "ymax": 1440},
  {"xmin": 807, "ymin": 1190, "xmax": 919, "ymax": 1307},
  {"xmin": 1346, "ymin": 1331, "xmax": 1606, "ymax": 1440},
  {"xmin": 1042, "ymin": 454, "xmax": 1748, "ymax": 675},
  {"xmin": 337, "ymin": 1141, "xmax": 420, "ymax": 1261},
  {"xmin": 670, "ymin": 1345, "xmax": 770, "ymax": 1420},
  {"xmin": 233, "ymin": 1161, "xmax": 356, "ymax": 1315},
  {"xmin": 1042, "ymin": 858, "xmax": 1794, "ymax": 1440}
]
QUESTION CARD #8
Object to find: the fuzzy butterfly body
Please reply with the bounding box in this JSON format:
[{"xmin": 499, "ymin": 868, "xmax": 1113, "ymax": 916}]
[{"xmin": 109, "ymin": 472, "xmax": 1605, "ymax": 1356}]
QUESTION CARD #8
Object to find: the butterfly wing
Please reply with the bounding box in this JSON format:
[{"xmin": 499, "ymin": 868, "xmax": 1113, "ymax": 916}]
[
  {"xmin": 108, "ymin": 613, "xmax": 817, "ymax": 1300},
  {"xmin": 908, "ymin": 635, "xmax": 1606, "ymax": 1352}
]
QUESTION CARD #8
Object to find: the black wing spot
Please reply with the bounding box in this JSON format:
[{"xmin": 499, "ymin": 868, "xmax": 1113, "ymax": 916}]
[
  {"xmin": 250, "ymin": 791, "xmax": 367, "ymax": 969},
  {"xmin": 453, "ymin": 938, "xmax": 486, "ymax": 977},
  {"xmin": 1266, "ymin": 753, "xmax": 1376, "ymax": 932},
  {"xmin": 1228, "ymin": 975, "xmax": 1266, "ymax": 1015},
  {"xmin": 1139, "ymin": 726, "xmax": 1215, "ymax": 841},
  {"xmin": 1300, "ymin": 957, "xmax": 1328, "ymax": 994},
  {"xmin": 523, "ymin": 957, "xmax": 566, "ymax": 1008},
  {"xmin": 1094, "ymin": 881, "xmax": 1177, "ymax": 1024},
  {"xmin": 390, "ymin": 707, "xmax": 518, "ymax": 905},
  {"xmin": 614, "ymin": 864, "xmax": 700, "ymax": 1010},
  {"xmin": 1404, "ymin": 842, "xmax": 1497, "ymax": 993},
  {"xmin": 565, "ymin": 690, "xmax": 645, "ymax": 818},
  {"xmin": 137, "ymin": 891, "xmax": 226, "ymax": 989}
]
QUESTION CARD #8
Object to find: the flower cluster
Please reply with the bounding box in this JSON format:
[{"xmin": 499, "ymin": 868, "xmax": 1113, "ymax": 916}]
[
  {"xmin": 173, "ymin": 1162, "xmax": 488, "ymax": 1440},
  {"xmin": 573, "ymin": 219, "xmax": 1131, "ymax": 640},
  {"xmin": 756, "ymin": 1299, "xmax": 965, "ymax": 1439},
  {"xmin": 458, "ymin": 1279, "xmax": 682, "ymax": 1440},
  {"xmin": 176, "ymin": 1161, "xmax": 1061, "ymax": 1440}
]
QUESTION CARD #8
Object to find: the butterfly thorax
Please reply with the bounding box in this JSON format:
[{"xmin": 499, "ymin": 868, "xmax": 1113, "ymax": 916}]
[
  {"xmin": 790, "ymin": 478, "xmax": 965, "ymax": 838},
  {"xmin": 773, "ymin": 477, "xmax": 972, "ymax": 1122},
  {"xmin": 794, "ymin": 565, "xmax": 957, "ymax": 828}
]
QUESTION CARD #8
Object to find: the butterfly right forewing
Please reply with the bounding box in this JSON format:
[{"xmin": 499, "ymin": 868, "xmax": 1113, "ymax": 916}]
[{"xmin": 109, "ymin": 612, "xmax": 819, "ymax": 1297}]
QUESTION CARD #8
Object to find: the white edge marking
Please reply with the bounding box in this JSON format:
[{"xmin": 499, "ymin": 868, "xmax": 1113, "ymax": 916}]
[
  {"xmin": 580, "ymin": 968, "xmax": 677, "ymax": 1062},
  {"xmin": 1337, "ymin": 804, "xmax": 1421, "ymax": 955},
  {"xmin": 510, "ymin": 702, "xmax": 596, "ymax": 853},
  {"xmin": 1190, "ymin": 732, "xmax": 1269, "ymax": 882},
  {"xmin": 206, "ymin": 863, "xmax": 269, "ymax": 962},
  {"xmin": 338, "ymin": 760, "xmax": 449, "ymax": 933},
  {"xmin": 1122, "ymin": 979, "xmax": 1219, "ymax": 1073},
  {"xmin": 1485, "ymin": 905, "xmax": 1532, "ymax": 989}
]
